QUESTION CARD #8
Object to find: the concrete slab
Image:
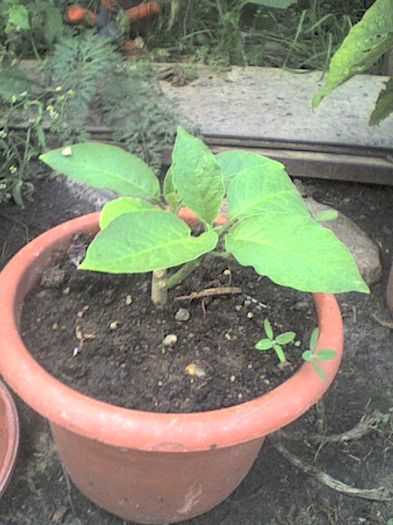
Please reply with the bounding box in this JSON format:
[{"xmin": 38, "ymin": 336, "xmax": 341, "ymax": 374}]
[{"xmin": 160, "ymin": 66, "xmax": 393, "ymax": 149}]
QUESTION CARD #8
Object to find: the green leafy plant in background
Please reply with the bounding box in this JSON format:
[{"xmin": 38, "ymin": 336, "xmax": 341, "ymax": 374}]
[
  {"xmin": 0, "ymin": 0, "xmax": 64, "ymax": 60},
  {"xmin": 148, "ymin": 0, "xmax": 371, "ymax": 69},
  {"xmin": 313, "ymin": 0, "xmax": 393, "ymax": 125},
  {"xmin": 40, "ymin": 127, "xmax": 369, "ymax": 310},
  {"xmin": 255, "ymin": 318, "xmax": 295, "ymax": 363},
  {"xmin": 0, "ymin": 30, "xmax": 184, "ymax": 206},
  {"xmin": 0, "ymin": 67, "xmax": 48, "ymax": 206},
  {"xmin": 46, "ymin": 31, "xmax": 184, "ymax": 168}
]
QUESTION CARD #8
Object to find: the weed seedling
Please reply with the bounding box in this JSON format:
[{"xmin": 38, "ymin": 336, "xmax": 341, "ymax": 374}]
[
  {"xmin": 255, "ymin": 319, "xmax": 296, "ymax": 364},
  {"xmin": 302, "ymin": 328, "xmax": 336, "ymax": 380}
]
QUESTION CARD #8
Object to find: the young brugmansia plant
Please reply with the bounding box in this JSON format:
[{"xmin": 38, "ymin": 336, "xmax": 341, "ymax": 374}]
[{"xmin": 40, "ymin": 127, "xmax": 369, "ymax": 310}]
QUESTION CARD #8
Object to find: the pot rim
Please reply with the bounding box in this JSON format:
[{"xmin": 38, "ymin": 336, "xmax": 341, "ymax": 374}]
[
  {"xmin": 0, "ymin": 212, "xmax": 344, "ymax": 452},
  {"xmin": 0, "ymin": 380, "xmax": 19, "ymax": 497}
]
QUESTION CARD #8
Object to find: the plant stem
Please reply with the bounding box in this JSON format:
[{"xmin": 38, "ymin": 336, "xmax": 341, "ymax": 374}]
[
  {"xmin": 151, "ymin": 269, "xmax": 168, "ymax": 307},
  {"xmin": 166, "ymin": 259, "xmax": 200, "ymax": 290},
  {"xmin": 274, "ymin": 344, "xmax": 287, "ymax": 364}
]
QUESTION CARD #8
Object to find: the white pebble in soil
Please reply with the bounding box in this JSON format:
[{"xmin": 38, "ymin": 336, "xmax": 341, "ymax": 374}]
[
  {"xmin": 163, "ymin": 334, "xmax": 178, "ymax": 347},
  {"xmin": 175, "ymin": 308, "xmax": 190, "ymax": 322}
]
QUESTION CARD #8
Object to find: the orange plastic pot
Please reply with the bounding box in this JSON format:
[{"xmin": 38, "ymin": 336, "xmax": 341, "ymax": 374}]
[
  {"xmin": 0, "ymin": 213, "xmax": 344, "ymax": 524},
  {"xmin": 387, "ymin": 262, "xmax": 393, "ymax": 317},
  {"xmin": 0, "ymin": 381, "xmax": 19, "ymax": 498}
]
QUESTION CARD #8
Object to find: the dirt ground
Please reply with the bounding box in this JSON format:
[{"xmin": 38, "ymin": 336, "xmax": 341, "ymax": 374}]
[{"xmin": 0, "ymin": 169, "xmax": 392, "ymax": 525}]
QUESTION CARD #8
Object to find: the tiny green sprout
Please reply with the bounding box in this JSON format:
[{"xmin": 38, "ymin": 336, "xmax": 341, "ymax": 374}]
[
  {"xmin": 255, "ymin": 319, "xmax": 296, "ymax": 364},
  {"xmin": 302, "ymin": 328, "xmax": 336, "ymax": 380}
]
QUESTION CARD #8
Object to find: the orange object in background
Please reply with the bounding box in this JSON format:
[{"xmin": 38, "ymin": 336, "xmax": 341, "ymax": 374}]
[
  {"xmin": 126, "ymin": 1, "xmax": 160, "ymax": 23},
  {"xmin": 66, "ymin": 6, "xmax": 97, "ymax": 25},
  {"xmin": 66, "ymin": 1, "xmax": 160, "ymax": 27}
]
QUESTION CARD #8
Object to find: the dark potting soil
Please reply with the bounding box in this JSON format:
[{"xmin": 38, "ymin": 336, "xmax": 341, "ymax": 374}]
[{"xmin": 21, "ymin": 243, "xmax": 315, "ymax": 413}]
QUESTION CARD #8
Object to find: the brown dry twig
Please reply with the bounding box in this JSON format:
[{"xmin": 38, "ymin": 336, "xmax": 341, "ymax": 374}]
[
  {"xmin": 278, "ymin": 409, "xmax": 383, "ymax": 444},
  {"xmin": 272, "ymin": 440, "xmax": 392, "ymax": 502},
  {"xmin": 175, "ymin": 286, "xmax": 242, "ymax": 302},
  {"xmin": 312, "ymin": 410, "xmax": 383, "ymax": 444},
  {"xmin": 372, "ymin": 313, "xmax": 393, "ymax": 329}
]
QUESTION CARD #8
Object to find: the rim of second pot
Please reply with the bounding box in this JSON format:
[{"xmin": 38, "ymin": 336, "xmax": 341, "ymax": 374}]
[
  {"xmin": 0, "ymin": 212, "xmax": 344, "ymax": 452},
  {"xmin": 0, "ymin": 380, "xmax": 20, "ymax": 497}
]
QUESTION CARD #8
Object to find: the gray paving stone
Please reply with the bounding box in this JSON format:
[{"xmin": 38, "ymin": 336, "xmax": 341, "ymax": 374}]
[{"xmin": 161, "ymin": 66, "xmax": 393, "ymax": 149}]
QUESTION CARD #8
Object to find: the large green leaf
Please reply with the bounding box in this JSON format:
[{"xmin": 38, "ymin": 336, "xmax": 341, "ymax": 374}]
[
  {"xmin": 369, "ymin": 77, "xmax": 393, "ymax": 125},
  {"xmin": 171, "ymin": 128, "xmax": 225, "ymax": 225},
  {"xmin": 40, "ymin": 143, "xmax": 160, "ymax": 199},
  {"xmin": 313, "ymin": 0, "xmax": 393, "ymax": 108},
  {"xmin": 80, "ymin": 210, "xmax": 218, "ymax": 273},
  {"xmin": 225, "ymin": 211, "xmax": 369, "ymax": 293},
  {"xmin": 216, "ymin": 150, "xmax": 285, "ymax": 192},
  {"xmin": 218, "ymin": 151, "xmax": 308, "ymax": 220},
  {"xmin": 100, "ymin": 197, "xmax": 156, "ymax": 229}
]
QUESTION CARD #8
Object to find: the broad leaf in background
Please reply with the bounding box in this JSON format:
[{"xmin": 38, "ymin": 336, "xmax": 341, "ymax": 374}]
[
  {"xmin": 245, "ymin": 0, "xmax": 296, "ymax": 8},
  {"xmin": 369, "ymin": 77, "xmax": 393, "ymax": 125},
  {"xmin": 225, "ymin": 211, "xmax": 369, "ymax": 293},
  {"xmin": 40, "ymin": 143, "xmax": 160, "ymax": 199},
  {"xmin": 81, "ymin": 210, "xmax": 218, "ymax": 273},
  {"xmin": 30, "ymin": 1, "xmax": 63, "ymax": 45},
  {"xmin": 313, "ymin": 0, "xmax": 393, "ymax": 109},
  {"xmin": 100, "ymin": 197, "xmax": 155, "ymax": 229},
  {"xmin": 171, "ymin": 128, "xmax": 225, "ymax": 225},
  {"xmin": 0, "ymin": 67, "xmax": 32, "ymax": 102},
  {"xmin": 219, "ymin": 151, "xmax": 308, "ymax": 220},
  {"xmin": 5, "ymin": 4, "xmax": 30, "ymax": 33}
]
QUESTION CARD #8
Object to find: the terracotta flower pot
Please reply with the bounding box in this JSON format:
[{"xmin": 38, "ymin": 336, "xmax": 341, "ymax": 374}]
[
  {"xmin": 0, "ymin": 213, "xmax": 344, "ymax": 524},
  {"xmin": 387, "ymin": 262, "xmax": 393, "ymax": 317},
  {"xmin": 0, "ymin": 381, "xmax": 19, "ymax": 498}
]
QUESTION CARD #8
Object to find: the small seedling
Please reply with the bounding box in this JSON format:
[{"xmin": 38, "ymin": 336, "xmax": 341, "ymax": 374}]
[
  {"xmin": 255, "ymin": 319, "xmax": 296, "ymax": 364},
  {"xmin": 302, "ymin": 328, "xmax": 336, "ymax": 380}
]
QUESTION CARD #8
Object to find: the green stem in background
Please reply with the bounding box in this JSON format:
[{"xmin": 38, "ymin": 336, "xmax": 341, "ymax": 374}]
[{"xmin": 166, "ymin": 258, "xmax": 201, "ymax": 290}]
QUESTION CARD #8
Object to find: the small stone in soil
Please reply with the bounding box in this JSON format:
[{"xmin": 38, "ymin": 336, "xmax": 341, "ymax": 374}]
[
  {"xmin": 109, "ymin": 321, "xmax": 120, "ymax": 331},
  {"xmin": 63, "ymin": 287, "xmax": 70, "ymax": 295},
  {"xmin": 185, "ymin": 363, "xmax": 206, "ymax": 378},
  {"xmin": 235, "ymin": 305, "xmax": 242, "ymax": 312},
  {"xmin": 163, "ymin": 334, "xmax": 177, "ymax": 347},
  {"xmin": 247, "ymin": 312, "xmax": 254, "ymax": 319},
  {"xmin": 77, "ymin": 305, "xmax": 90, "ymax": 318},
  {"xmin": 175, "ymin": 308, "xmax": 190, "ymax": 322},
  {"xmin": 125, "ymin": 295, "xmax": 133, "ymax": 305}
]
